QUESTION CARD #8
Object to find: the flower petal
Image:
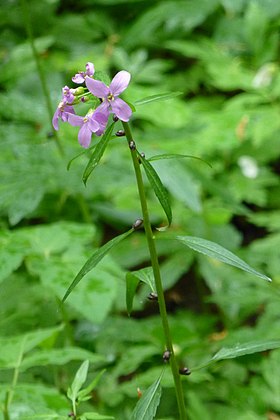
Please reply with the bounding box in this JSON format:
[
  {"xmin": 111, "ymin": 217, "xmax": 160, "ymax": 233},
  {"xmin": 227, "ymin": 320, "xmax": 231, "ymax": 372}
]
[
  {"xmin": 52, "ymin": 108, "xmax": 60, "ymax": 130},
  {"xmin": 110, "ymin": 71, "xmax": 131, "ymax": 96},
  {"xmin": 78, "ymin": 124, "xmax": 92, "ymax": 148},
  {"xmin": 72, "ymin": 73, "xmax": 86, "ymax": 84},
  {"xmin": 86, "ymin": 62, "xmax": 95, "ymax": 76},
  {"xmin": 111, "ymin": 97, "xmax": 132, "ymax": 122},
  {"xmin": 86, "ymin": 77, "xmax": 109, "ymax": 98},
  {"xmin": 67, "ymin": 113, "xmax": 83, "ymax": 127}
]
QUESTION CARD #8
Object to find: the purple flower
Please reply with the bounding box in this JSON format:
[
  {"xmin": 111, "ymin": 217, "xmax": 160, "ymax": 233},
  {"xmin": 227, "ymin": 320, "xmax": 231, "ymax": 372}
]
[
  {"xmin": 67, "ymin": 109, "xmax": 109, "ymax": 148},
  {"xmin": 52, "ymin": 86, "xmax": 76, "ymax": 130},
  {"xmin": 52, "ymin": 101, "xmax": 75, "ymax": 131},
  {"xmin": 85, "ymin": 70, "xmax": 132, "ymax": 122},
  {"xmin": 72, "ymin": 62, "xmax": 95, "ymax": 84}
]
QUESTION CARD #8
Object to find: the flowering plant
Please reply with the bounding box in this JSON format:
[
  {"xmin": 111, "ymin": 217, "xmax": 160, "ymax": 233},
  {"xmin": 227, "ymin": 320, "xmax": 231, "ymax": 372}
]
[{"xmin": 53, "ymin": 62, "xmax": 271, "ymax": 420}]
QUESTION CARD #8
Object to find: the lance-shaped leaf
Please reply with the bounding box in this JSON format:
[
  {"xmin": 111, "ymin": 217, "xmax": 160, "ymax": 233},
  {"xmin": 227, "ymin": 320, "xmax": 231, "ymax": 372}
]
[
  {"xmin": 83, "ymin": 122, "xmax": 115, "ymax": 185},
  {"xmin": 192, "ymin": 339, "xmax": 280, "ymax": 371},
  {"xmin": 135, "ymin": 92, "xmax": 182, "ymax": 106},
  {"xmin": 132, "ymin": 369, "xmax": 164, "ymax": 420},
  {"xmin": 62, "ymin": 228, "xmax": 134, "ymax": 302},
  {"xmin": 139, "ymin": 153, "xmax": 172, "ymax": 228},
  {"xmin": 126, "ymin": 267, "xmax": 155, "ymax": 315},
  {"xmin": 176, "ymin": 235, "xmax": 271, "ymax": 282},
  {"xmin": 148, "ymin": 153, "xmax": 212, "ymax": 168}
]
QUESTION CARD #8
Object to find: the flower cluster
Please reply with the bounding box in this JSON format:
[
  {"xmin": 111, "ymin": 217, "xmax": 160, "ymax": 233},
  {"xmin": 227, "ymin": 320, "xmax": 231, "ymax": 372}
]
[{"xmin": 52, "ymin": 62, "xmax": 132, "ymax": 148}]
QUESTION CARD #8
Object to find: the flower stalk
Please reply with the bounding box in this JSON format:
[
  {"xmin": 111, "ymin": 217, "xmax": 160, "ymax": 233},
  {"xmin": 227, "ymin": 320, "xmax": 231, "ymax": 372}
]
[{"xmin": 122, "ymin": 121, "xmax": 187, "ymax": 420}]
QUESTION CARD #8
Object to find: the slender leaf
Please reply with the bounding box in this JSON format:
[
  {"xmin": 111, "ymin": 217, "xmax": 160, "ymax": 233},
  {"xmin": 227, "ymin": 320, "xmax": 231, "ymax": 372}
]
[
  {"xmin": 139, "ymin": 153, "xmax": 172, "ymax": 227},
  {"xmin": 126, "ymin": 267, "xmax": 156, "ymax": 315},
  {"xmin": 132, "ymin": 370, "xmax": 164, "ymax": 420},
  {"xmin": 78, "ymin": 369, "xmax": 106, "ymax": 400},
  {"xmin": 67, "ymin": 360, "xmax": 89, "ymax": 402},
  {"xmin": 193, "ymin": 339, "xmax": 280, "ymax": 371},
  {"xmin": 62, "ymin": 228, "xmax": 134, "ymax": 302},
  {"xmin": 126, "ymin": 272, "xmax": 140, "ymax": 316},
  {"xmin": 176, "ymin": 235, "xmax": 271, "ymax": 282},
  {"xmin": 134, "ymin": 91, "xmax": 182, "ymax": 106},
  {"xmin": 212, "ymin": 340, "xmax": 280, "ymax": 361},
  {"xmin": 83, "ymin": 122, "xmax": 115, "ymax": 185},
  {"xmin": 148, "ymin": 153, "xmax": 212, "ymax": 168},
  {"xmin": 81, "ymin": 414, "xmax": 114, "ymax": 420}
]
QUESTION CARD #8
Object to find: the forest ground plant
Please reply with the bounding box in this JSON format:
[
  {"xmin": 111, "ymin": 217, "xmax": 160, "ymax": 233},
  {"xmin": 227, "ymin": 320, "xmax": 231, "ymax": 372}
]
[{"xmin": 52, "ymin": 61, "xmax": 272, "ymax": 420}]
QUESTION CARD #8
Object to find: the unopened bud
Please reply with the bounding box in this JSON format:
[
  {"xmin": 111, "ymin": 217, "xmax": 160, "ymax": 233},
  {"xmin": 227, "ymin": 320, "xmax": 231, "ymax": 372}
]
[
  {"xmin": 129, "ymin": 140, "xmax": 136, "ymax": 150},
  {"xmin": 132, "ymin": 218, "xmax": 143, "ymax": 230},
  {"xmin": 73, "ymin": 86, "xmax": 85, "ymax": 96},
  {"xmin": 163, "ymin": 350, "xmax": 171, "ymax": 362},
  {"xmin": 179, "ymin": 367, "xmax": 191, "ymax": 376},
  {"xmin": 115, "ymin": 130, "xmax": 125, "ymax": 137},
  {"xmin": 148, "ymin": 292, "xmax": 158, "ymax": 301}
]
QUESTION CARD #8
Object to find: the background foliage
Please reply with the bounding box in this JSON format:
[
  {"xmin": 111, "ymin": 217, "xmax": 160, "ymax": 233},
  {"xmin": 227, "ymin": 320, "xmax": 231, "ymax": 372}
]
[{"xmin": 1, "ymin": 0, "xmax": 280, "ymax": 418}]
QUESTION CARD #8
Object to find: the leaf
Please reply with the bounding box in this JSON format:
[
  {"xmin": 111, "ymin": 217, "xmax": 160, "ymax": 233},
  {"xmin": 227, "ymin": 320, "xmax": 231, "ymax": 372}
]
[
  {"xmin": 131, "ymin": 370, "xmax": 164, "ymax": 420},
  {"xmin": 126, "ymin": 272, "xmax": 140, "ymax": 316},
  {"xmin": 147, "ymin": 153, "xmax": 212, "ymax": 168},
  {"xmin": 81, "ymin": 414, "xmax": 114, "ymax": 420},
  {"xmin": 212, "ymin": 340, "xmax": 280, "ymax": 361},
  {"xmin": 135, "ymin": 92, "xmax": 182, "ymax": 106},
  {"xmin": 67, "ymin": 360, "xmax": 89, "ymax": 402},
  {"xmin": 139, "ymin": 153, "xmax": 172, "ymax": 228},
  {"xmin": 193, "ymin": 339, "xmax": 280, "ymax": 371},
  {"xmin": 77, "ymin": 369, "xmax": 106, "ymax": 400},
  {"xmin": 131, "ymin": 267, "xmax": 156, "ymax": 291},
  {"xmin": 176, "ymin": 235, "xmax": 271, "ymax": 282},
  {"xmin": 62, "ymin": 228, "xmax": 134, "ymax": 302},
  {"xmin": 83, "ymin": 122, "xmax": 115, "ymax": 185}
]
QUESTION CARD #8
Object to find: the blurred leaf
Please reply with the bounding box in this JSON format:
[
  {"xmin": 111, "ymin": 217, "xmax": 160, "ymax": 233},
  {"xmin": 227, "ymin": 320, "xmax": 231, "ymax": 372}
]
[
  {"xmin": 139, "ymin": 153, "xmax": 172, "ymax": 228},
  {"xmin": 176, "ymin": 236, "xmax": 271, "ymax": 281},
  {"xmin": 67, "ymin": 360, "xmax": 89, "ymax": 402},
  {"xmin": 21, "ymin": 347, "xmax": 105, "ymax": 370},
  {"xmin": 62, "ymin": 227, "xmax": 134, "ymax": 302},
  {"xmin": 83, "ymin": 122, "xmax": 115, "ymax": 185},
  {"xmin": 131, "ymin": 369, "xmax": 164, "ymax": 420},
  {"xmin": 78, "ymin": 369, "xmax": 106, "ymax": 400},
  {"xmin": 148, "ymin": 153, "xmax": 212, "ymax": 168},
  {"xmin": 135, "ymin": 92, "xmax": 182, "ymax": 106},
  {"xmin": 0, "ymin": 325, "xmax": 63, "ymax": 369}
]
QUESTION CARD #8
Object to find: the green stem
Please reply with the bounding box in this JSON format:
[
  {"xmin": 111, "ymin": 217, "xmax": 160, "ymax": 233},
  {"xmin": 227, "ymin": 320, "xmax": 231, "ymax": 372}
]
[
  {"xmin": 3, "ymin": 338, "xmax": 26, "ymax": 419},
  {"xmin": 21, "ymin": 0, "xmax": 64, "ymax": 156},
  {"xmin": 122, "ymin": 121, "xmax": 187, "ymax": 419}
]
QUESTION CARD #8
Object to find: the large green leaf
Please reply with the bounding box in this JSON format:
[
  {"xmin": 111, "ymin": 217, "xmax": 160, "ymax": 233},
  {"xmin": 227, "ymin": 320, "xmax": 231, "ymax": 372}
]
[
  {"xmin": 139, "ymin": 153, "xmax": 172, "ymax": 228},
  {"xmin": 176, "ymin": 235, "xmax": 271, "ymax": 282},
  {"xmin": 83, "ymin": 122, "xmax": 115, "ymax": 185},
  {"xmin": 62, "ymin": 228, "xmax": 134, "ymax": 302},
  {"xmin": 131, "ymin": 370, "xmax": 164, "ymax": 420}
]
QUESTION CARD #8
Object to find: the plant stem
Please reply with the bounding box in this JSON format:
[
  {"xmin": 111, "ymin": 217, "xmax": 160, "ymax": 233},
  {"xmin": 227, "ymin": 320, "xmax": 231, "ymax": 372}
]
[
  {"xmin": 122, "ymin": 121, "xmax": 187, "ymax": 419},
  {"xmin": 21, "ymin": 0, "xmax": 64, "ymax": 156}
]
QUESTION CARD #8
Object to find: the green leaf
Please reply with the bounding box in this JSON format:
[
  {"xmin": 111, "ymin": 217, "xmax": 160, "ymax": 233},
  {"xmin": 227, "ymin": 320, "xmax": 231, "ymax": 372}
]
[
  {"xmin": 147, "ymin": 153, "xmax": 212, "ymax": 168},
  {"xmin": 132, "ymin": 369, "xmax": 164, "ymax": 420},
  {"xmin": 135, "ymin": 92, "xmax": 182, "ymax": 106},
  {"xmin": 81, "ymin": 413, "xmax": 114, "ymax": 420},
  {"xmin": 67, "ymin": 360, "xmax": 89, "ymax": 402},
  {"xmin": 77, "ymin": 369, "xmax": 106, "ymax": 400},
  {"xmin": 139, "ymin": 153, "xmax": 172, "ymax": 228},
  {"xmin": 193, "ymin": 339, "xmax": 280, "ymax": 371},
  {"xmin": 176, "ymin": 235, "xmax": 271, "ymax": 282},
  {"xmin": 212, "ymin": 340, "xmax": 280, "ymax": 361},
  {"xmin": 131, "ymin": 267, "xmax": 156, "ymax": 291},
  {"xmin": 62, "ymin": 228, "xmax": 134, "ymax": 302},
  {"xmin": 126, "ymin": 272, "xmax": 140, "ymax": 316},
  {"xmin": 83, "ymin": 122, "xmax": 115, "ymax": 185}
]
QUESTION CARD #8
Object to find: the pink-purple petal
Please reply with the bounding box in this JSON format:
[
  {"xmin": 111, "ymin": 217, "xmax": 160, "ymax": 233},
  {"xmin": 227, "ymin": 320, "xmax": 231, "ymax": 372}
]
[
  {"xmin": 111, "ymin": 97, "xmax": 132, "ymax": 122},
  {"xmin": 52, "ymin": 108, "xmax": 60, "ymax": 130},
  {"xmin": 86, "ymin": 77, "xmax": 109, "ymax": 98},
  {"xmin": 78, "ymin": 124, "xmax": 92, "ymax": 148},
  {"xmin": 67, "ymin": 113, "xmax": 83, "ymax": 127},
  {"xmin": 110, "ymin": 71, "xmax": 131, "ymax": 96},
  {"xmin": 86, "ymin": 62, "xmax": 94, "ymax": 76},
  {"xmin": 72, "ymin": 73, "xmax": 85, "ymax": 84}
]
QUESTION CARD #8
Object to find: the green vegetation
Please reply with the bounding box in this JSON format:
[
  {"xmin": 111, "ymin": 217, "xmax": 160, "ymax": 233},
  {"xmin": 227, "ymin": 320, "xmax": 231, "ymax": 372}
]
[{"xmin": 1, "ymin": 0, "xmax": 280, "ymax": 419}]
